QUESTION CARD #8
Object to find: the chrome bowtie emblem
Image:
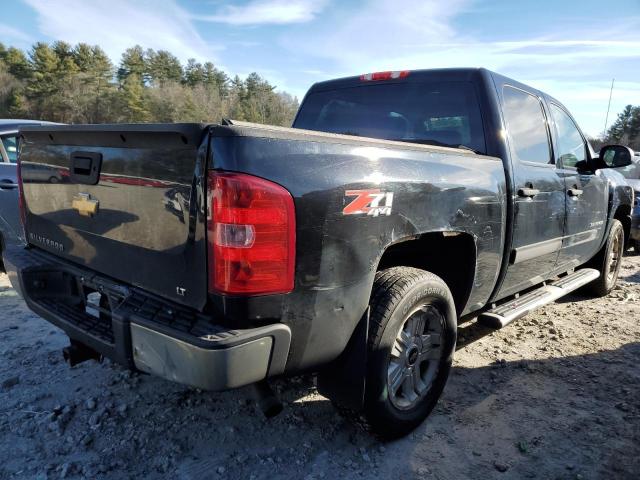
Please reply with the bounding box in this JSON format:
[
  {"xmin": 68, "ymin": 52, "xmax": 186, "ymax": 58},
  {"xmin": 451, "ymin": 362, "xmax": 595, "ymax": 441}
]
[{"xmin": 72, "ymin": 193, "xmax": 99, "ymax": 217}]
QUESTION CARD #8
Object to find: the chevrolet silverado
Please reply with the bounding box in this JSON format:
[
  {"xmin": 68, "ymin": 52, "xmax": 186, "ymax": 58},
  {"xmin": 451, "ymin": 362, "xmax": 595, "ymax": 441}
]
[{"xmin": 4, "ymin": 68, "xmax": 633, "ymax": 437}]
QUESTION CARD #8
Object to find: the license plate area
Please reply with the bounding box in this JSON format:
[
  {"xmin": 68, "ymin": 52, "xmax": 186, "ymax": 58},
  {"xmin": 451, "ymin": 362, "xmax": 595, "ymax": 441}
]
[
  {"xmin": 79, "ymin": 277, "xmax": 128, "ymax": 323},
  {"xmin": 84, "ymin": 291, "xmax": 102, "ymax": 319}
]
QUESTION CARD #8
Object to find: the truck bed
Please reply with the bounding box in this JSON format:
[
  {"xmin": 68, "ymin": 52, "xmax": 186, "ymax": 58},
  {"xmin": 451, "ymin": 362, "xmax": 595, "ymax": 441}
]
[{"xmin": 20, "ymin": 120, "xmax": 502, "ymax": 308}]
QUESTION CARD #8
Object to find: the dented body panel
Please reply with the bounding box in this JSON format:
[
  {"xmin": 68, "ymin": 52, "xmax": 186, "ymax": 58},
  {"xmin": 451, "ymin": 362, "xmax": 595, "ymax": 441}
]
[{"xmin": 208, "ymin": 126, "xmax": 505, "ymax": 369}]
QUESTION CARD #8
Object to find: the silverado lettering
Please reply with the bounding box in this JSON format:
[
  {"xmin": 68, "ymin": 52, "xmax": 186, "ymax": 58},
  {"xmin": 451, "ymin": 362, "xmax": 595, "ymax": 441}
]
[{"xmin": 28, "ymin": 232, "xmax": 64, "ymax": 252}]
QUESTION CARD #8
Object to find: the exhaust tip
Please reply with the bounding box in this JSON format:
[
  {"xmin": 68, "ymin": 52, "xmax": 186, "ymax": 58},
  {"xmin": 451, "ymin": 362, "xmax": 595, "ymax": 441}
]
[{"xmin": 62, "ymin": 341, "xmax": 100, "ymax": 367}]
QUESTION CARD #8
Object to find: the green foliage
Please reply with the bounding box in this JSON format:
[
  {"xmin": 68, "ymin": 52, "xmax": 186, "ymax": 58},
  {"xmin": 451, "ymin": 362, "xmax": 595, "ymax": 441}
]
[
  {"xmin": 117, "ymin": 45, "xmax": 146, "ymax": 83},
  {"xmin": 120, "ymin": 74, "xmax": 151, "ymax": 122},
  {"xmin": 0, "ymin": 41, "xmax": 299, "ymax": 126},
  {"xmin": 145, "ymin": 49, "xmax": 182, "ymax": 86},
  {"xmin": 2, "ymin": 46, "xmax": 31, "ymax": 80},
  {"xmin": 606, "ymin": 105, "xmax": 640, "ymax": 150}
]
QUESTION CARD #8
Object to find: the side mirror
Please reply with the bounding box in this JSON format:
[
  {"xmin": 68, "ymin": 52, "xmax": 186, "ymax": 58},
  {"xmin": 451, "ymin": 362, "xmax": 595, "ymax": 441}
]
[{"xmin": 599, "ymin": 145, "xmax": 634, "ymax": 168}]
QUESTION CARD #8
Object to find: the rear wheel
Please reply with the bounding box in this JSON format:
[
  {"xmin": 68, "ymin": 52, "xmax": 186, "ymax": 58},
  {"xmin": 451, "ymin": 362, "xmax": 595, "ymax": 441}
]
[
  {"xmin": 585, "ymin": 219, "xmax": 624, "ymax": 297},
  {"xmin": 362, "ymin": 267, "xmax": 456, "ymax": 438}
]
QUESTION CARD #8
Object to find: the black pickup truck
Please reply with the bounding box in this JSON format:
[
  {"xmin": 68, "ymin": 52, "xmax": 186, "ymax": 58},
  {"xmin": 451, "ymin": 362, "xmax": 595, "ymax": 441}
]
[{"xmin": 4, "ymin": 68, "xmax": 634, "ymax": 437}]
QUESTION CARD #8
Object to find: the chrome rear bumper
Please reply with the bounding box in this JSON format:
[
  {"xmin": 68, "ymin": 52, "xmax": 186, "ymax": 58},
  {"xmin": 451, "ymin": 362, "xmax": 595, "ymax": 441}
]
[{"xmin": 3, "ymin": 246, "xmax": 291, "ymax": 391}]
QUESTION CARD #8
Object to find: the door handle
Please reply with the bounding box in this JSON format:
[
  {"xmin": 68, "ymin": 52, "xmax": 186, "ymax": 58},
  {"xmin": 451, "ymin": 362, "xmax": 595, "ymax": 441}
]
[
  {"xmin": 517, "ymin": 187, "xmax": 540, "ymax": 198},
  {"xmin": 567, "ymin": 188, "xmax": 583, "ymax": 197},
  {"xmin": 0, "ymin": 179, "xmax": 18, "ymax": 189}
]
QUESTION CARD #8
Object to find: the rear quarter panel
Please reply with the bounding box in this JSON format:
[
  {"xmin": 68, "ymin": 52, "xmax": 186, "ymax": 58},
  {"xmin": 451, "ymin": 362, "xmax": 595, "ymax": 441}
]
[
  {"xmin": 211, "ymin": 129, "xmax": 506, "ymax": 371},
  {"xmin": 599, "ymin": 169, "xmax": 635, "ymax": 247}
]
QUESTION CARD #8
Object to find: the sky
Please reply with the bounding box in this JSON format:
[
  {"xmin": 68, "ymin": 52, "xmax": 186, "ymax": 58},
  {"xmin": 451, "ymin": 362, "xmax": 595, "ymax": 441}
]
[{"xmin": 1, "ymin": 0, "xmax": 639, "ymax": 136}]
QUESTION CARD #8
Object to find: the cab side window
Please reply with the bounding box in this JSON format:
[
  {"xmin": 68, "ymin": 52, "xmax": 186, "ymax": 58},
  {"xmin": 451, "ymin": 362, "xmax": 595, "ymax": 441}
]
[
  {"xmin": 502, "ymin": 86, "xmax": 552, "ymax": 165},
  {"xmin": 550, "ymin": 104, "xmax": 586, "ymax": 169}
]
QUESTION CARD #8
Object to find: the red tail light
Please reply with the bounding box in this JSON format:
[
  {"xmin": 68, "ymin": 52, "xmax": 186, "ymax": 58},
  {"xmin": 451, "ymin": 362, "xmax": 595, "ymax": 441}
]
[
  {"xmin": 16, "ymin": 158, "xmax": 27, "ymax": 235},
  {"xmin": 207, "ymin": 172, "xmax": 295, "ymax": 295},
  {"xmin": 360, "ymin": 70, "xmax": 410, "ymax": 81}
]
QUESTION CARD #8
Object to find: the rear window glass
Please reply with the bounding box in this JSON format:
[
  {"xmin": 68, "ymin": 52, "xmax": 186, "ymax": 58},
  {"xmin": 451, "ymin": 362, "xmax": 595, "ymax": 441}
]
[{"xmin": 294, "ymin": 81, "xmax": 486, "ymax": 153}]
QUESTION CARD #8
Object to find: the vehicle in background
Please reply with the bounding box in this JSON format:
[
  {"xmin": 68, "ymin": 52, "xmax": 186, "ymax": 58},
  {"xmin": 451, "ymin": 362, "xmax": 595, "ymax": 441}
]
[
  {"xmin": 4, "ymin": 69, "xmax": 634, "ymax": 438},
  {"xmin": 0, "ymin": 120, "xmax": 60, "ymax": 270}
]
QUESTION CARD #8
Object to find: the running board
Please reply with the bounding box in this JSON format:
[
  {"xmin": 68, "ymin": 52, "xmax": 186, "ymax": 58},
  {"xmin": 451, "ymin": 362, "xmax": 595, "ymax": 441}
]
[{"xmin": 479, "ymin": 268, "xmax": 600, "ymax": 329}]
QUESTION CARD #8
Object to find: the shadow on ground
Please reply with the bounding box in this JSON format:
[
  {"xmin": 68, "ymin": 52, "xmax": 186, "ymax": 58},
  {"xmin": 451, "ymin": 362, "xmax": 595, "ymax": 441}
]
[{"xmin": 1, "ymin": 326, "xmax": 637, "ymax": 479}]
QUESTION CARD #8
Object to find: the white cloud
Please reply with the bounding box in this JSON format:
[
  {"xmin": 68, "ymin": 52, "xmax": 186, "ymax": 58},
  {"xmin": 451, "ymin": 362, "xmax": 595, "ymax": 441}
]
[
  {"xmin": 23, "ymin": 0, "xmax": 217, "ymax": 63},
  {"xmin": 282, "ymin": 0, "xmax": 640, "ymax": 136},
  {"xmin": 284, "ymin": 0, "xmax": 472, "ymax": 65},
  {"xmin": 194, "ymin": 0, "xmax": 328, "ymax": 25},
  {"xmin": 0, "ymin": 23, "xmax": 32, "ymax": 45}
]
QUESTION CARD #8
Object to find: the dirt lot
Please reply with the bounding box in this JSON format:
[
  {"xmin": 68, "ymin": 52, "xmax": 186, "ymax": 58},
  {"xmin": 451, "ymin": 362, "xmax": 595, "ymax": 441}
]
[{"xmin": 0, "ymin": 254, "xmax": 638, "ymax": 480}]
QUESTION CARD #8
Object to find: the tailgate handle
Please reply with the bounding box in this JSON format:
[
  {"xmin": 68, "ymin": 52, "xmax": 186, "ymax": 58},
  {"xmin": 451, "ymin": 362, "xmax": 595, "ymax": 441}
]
[
  {"xmin": 0, "ymin": 178, "xmax": 18, "ymax": 189},
  {"xmin": 70, "ymin": 151, "xmax": 102, "ymax": 185}
]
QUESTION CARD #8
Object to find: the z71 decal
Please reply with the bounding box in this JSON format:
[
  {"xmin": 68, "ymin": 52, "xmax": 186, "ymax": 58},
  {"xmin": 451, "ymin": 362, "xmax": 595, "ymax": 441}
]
[{"xmin": 343, "ymin": 189, "xmax": 394, "ymax": 217}]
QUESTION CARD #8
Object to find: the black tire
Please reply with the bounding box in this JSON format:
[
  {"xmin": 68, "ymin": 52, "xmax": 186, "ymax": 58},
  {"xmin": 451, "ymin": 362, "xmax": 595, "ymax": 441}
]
[
  {"xmin": 362, "ymin": 267, "xmax": 457, "ymax": 438},
  {"xmin": 585, "ymin": 219, "xmax": 625, "ymax": 297}
]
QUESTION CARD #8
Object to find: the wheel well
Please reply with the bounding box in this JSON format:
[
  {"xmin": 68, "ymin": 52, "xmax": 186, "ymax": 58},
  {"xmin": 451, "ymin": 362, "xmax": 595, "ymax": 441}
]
[
  {"xmin": 614, "ymin": 204, "xmax": 632, "ymax": 246},
  {"xmin": 376, "ymin": 232, "xmax": 476, "ymax": 314}
]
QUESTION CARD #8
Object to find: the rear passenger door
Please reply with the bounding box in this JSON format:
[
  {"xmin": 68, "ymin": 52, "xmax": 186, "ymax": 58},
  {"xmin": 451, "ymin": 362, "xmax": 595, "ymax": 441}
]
[
  {"xmin": 549, "ymin": 103, "xmax": 608, "ymax": 269},
  {"xmin": 496, "ymin": 86, "xmax": 566, "ymax": 299}
]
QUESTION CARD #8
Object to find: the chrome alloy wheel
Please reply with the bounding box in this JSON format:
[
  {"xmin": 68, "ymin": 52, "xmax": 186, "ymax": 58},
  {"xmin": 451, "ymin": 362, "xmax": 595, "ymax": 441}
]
[
  {"xmin": 607, "ymin": 226, "xmax": 624, "ymax": 284},
  {"xmin": 387, "ymin": 305, "xmax": 444, "ymax": 410}
]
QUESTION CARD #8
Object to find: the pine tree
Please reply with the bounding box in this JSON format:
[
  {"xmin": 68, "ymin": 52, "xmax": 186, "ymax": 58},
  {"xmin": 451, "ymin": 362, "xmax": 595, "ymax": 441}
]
[
  {"xmin": 4, "ymin": 47, "xmax": 31, "ymax": 81},
  {"xmin": 145, "ymin": 49, "xmax": 182, "ymax": 86},
  {"xmin": 0, "ymin": 41, "xmax": 299, "ymax": 126},
  {"xmin": 183, "ymin": 59, "xmax": 205, "ymax": 87},
  {"xmin": 203, "ymin": 62, "xmax": 228, "ymax": 97},
  {"xmin": 70, "ymin": 44, "xmax": 115, "ymax": 123},
  {"xmin": 607, "ymin": 105, "xmax": 640, "ymax": 149},
  {"xmin": 26, "ymin": 42, "xmax": 61, "ymax": 119},
  {"xmin": 117, "ymin": 45, "xmax": 146, "ymax": 84},
  {"xmin": 120, "ymin": 73, "xmax": 150, "ymax": 122},
  {"xmin": 7, "ymin": 91, "xmax": 28, "ymax": 118}
]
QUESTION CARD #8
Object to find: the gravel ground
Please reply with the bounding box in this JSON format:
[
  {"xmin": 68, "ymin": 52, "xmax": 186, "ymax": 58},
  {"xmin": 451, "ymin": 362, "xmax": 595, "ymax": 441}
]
[{"xmin": 0, "ymin": 253, "xmax": 638, "ymax": 480}]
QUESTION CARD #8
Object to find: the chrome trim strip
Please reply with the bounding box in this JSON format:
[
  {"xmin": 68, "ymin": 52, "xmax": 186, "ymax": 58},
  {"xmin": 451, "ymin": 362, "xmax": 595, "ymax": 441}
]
[
  {"xmin": 511, "ymin": 228, "xmax": 601, "ymax": 265},
  {"xmin": 512, "ymin": 237, "xmax": 562, "ymax": 264}
]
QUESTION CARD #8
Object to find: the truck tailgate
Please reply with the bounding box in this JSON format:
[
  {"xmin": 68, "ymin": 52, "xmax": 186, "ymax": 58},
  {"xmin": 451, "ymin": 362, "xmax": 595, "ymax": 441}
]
[{"xmin": 19, "ymin": 124, "xmax": 209, "ymax": 310}]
